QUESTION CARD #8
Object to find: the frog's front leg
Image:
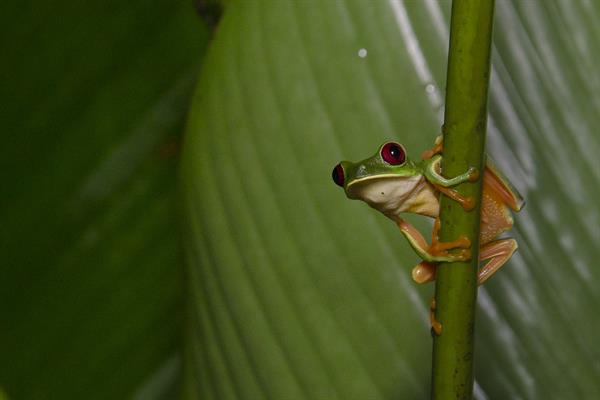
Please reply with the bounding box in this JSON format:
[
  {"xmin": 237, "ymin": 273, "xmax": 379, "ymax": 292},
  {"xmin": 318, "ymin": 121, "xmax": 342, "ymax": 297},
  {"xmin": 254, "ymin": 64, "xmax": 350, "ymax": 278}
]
[
  {"xmin": 424, "ymin": 155, "xmax": 478, "ymax": 211},
  {"xmin": 396, "ymin": 218, "xmax": 471, "ymax": 264},
  {"xmin": 425, "ymin": 155, "xmax": 479, "ymax": 187}
]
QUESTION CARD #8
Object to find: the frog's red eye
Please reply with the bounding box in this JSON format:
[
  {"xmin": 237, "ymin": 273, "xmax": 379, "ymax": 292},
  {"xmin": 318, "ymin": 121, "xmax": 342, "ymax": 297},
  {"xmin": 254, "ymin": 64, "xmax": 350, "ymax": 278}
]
[
  {"xmin": 380, "ymin": 142, "xmax": 406, "ymax": 165},
  {"xmin": 332, "ymin": 163, "xmax": 345, "ymax": 187}
]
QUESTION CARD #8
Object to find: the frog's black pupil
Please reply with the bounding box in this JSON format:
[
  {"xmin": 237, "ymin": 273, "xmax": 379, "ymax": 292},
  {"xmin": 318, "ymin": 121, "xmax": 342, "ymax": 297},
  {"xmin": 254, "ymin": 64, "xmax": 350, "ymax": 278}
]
[
  {"xmin": 332, "ymin": 164, "xmax": 345, "ymax": 187},
  {"xmin": 389, "ymin": 145, "xmax": 400, "ymax": 159}
]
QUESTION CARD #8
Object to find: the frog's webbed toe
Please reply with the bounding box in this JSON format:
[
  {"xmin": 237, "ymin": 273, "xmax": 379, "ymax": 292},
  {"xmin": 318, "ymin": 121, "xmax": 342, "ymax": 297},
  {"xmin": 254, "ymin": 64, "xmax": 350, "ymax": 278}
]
[{"xmin": 477, "ymin": 238, "xmax": 518, "ymax": 285}]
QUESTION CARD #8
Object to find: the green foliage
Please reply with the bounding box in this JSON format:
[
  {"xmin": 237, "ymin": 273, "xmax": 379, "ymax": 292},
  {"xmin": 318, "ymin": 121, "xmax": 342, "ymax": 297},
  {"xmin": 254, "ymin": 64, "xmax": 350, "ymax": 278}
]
[
  {"xmin": 4, "ymin": 0, "xmax": 600, "ymax": 399},
  {"xmin": 0, "ymin": 1, "xmax": 209, "ymax": 399}
]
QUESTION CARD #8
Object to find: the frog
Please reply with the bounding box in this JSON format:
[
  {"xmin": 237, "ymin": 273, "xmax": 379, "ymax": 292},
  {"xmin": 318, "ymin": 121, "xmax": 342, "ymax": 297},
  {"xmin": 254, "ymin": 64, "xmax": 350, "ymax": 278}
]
[{"xmin": 332, "ymin": 137, "xmax": 524, "ymax": 333}]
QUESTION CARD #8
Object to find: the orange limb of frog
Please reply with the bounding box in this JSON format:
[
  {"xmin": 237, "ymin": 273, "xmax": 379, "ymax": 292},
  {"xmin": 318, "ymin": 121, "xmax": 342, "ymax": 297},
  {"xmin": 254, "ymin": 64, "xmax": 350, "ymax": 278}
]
[
  {"xmin": 397, "ymin": 219, "xmax": 471, "ymax": 263},
  {"xmin": 432, "ymin": 183, "xmax": 476, "ymax": 211},
  {"xmin": 476, "ymin": 238, "xmax": 518, "ymax": 285},
  {"xmin": 415, "ymin": 243, "xmax": 511, "ymax": 285}
]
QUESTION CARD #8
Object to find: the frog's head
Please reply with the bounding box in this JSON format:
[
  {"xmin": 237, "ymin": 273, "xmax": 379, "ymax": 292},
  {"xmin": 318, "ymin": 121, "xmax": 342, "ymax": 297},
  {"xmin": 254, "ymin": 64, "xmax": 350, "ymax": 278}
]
[{"xmin": 332, "ymin": 141, "xmax": 422, "ymax": 214}]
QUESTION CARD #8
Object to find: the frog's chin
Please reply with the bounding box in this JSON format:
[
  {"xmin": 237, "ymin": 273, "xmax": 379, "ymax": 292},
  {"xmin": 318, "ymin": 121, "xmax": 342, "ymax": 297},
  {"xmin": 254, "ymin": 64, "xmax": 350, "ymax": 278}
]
[{"xmin": 346, "ymin": 176, "xmax": 439, "ymax": 219}]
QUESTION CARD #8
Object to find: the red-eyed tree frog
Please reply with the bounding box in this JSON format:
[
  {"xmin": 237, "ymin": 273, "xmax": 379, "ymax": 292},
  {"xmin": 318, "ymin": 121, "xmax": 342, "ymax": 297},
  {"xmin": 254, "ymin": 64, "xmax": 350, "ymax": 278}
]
[{"xmin": 332, "ymin": 137, "xmax": 524, "ymax": 331}]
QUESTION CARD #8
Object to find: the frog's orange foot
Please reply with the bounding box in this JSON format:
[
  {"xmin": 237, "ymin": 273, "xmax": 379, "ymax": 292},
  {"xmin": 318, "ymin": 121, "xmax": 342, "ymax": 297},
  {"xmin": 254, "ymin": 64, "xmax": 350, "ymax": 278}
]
[
  {"xmin": 429, "ymin": 218, "xmax": 472, "ymax": 261},
  {"xmin": 449, "ymin": 248, "xmax": 472, "ymax": 262},
  {"xmin": 477, "ymin": 239, "xmax": 518, "ymax": 285},
  {"xmin": 462, "ymin": 196, "xmax": 476, "ymax": 211},
  {"xmin": 427, "ymin": 247, "xmax": 471, "ymax": 263},
  {"xmin": 429, "ymin": 235, "xmax": 471, "ymax": 256},
  {"xmin": 434, "ymin": 185, "xmax": 476, "ymax": 211},
  {"xmin": 428, "ymin": 247, "xmax": 471, "ymax": 263}
]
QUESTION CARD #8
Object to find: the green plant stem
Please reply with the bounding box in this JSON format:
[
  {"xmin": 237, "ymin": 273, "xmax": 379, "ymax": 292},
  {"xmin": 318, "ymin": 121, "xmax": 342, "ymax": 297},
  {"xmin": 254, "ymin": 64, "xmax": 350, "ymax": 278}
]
[{"xmin": 431, "ymin": 1, "xmax": 495, "ymax": 399}]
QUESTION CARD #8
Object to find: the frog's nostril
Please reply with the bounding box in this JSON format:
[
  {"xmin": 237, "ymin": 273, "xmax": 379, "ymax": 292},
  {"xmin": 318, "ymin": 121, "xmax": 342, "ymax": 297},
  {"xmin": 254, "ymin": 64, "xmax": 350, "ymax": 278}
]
[
  {"xmin": 332, "ymin": 163, "xmax": 345, "ymax": 187},
  {"xmin": 357, "ymin": 164, "xmax": 367, "ymax": 176}
]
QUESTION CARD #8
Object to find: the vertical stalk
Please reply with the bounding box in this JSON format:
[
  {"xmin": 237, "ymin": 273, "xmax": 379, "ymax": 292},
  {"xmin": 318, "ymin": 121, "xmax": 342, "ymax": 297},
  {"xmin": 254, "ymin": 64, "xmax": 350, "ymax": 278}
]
[{"xmin": 431, "ymin": 1, "xmax": 495, "ymax": 399}]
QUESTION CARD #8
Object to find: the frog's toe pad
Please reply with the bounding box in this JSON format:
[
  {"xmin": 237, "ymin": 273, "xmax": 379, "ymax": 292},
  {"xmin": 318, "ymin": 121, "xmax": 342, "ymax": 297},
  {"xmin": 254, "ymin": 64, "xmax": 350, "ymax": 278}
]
[
  {"xmin": 454, "ymin": 248, "xmax": 472, "ymax": 261},
  {"xmin": 467, "ymin": 167, "xmax": 480, "ymax": 182},
  {"xmin": 431, "ymin": 323, "xmax": 442, "ymax": 336}
]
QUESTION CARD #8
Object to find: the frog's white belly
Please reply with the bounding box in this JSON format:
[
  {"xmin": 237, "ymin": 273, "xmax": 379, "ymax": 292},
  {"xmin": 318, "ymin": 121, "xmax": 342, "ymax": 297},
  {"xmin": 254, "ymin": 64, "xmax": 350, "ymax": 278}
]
[{"xmin": 348, "ymin": 176, "xmax": 439, "ymax": 220}]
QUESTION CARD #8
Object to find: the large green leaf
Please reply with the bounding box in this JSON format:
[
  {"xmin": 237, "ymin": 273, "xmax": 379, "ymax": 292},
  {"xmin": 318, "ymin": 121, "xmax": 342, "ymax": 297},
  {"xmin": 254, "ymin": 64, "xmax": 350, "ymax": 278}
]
[
  {"xmin": 182, "ymin": 1, "xmax": 600, "ymax": 399},
  {"xmin": 0, "ymin": 1, "xmax": 208, "ymax": 398}
]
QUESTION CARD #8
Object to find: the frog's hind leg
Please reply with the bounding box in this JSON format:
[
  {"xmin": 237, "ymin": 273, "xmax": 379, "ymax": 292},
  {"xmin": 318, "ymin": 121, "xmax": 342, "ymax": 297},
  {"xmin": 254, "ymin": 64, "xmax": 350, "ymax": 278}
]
[
  {"xmin": 477, "ymin": 238, "xmax": 518, "ymax": 285},
  {"xmin": 412, "ymin": 238, "xmax": 517, "ymax": 285}
]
